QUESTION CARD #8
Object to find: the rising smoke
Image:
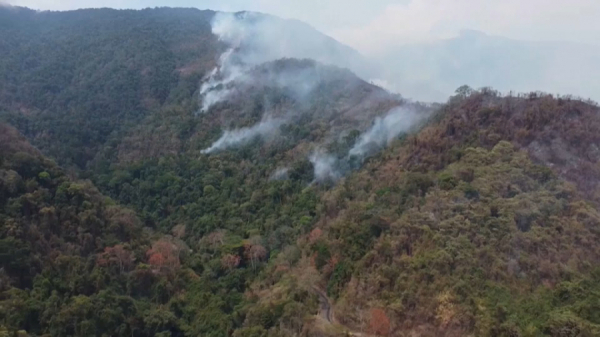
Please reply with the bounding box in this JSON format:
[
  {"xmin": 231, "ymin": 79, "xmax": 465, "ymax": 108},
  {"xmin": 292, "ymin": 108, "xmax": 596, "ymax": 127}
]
[
  {"xmin": 269, "ymin": 167, "xmax": 290, "ymax": 181},
  {"xmin": 309, "ymin": 151, "xmax": 341, "ymax": 182},
  {"xmin": 349, "ymin": 107, "xmax": 423, "ymax": 157},
  {"xmin": 198, "ymin": 11, "xmax": 430, "ymax": 183},
  {"xmin": 199, "ymin": 48, "xmax": 244, "ymax": 112},
  {"xmin": 199, "ymin": 60, "xmax": 343, "ymax": 153},
  {"xmin": 310, "ymin": 106, "xmax": 429, "ymax": 182},
  {"xmin": 199, "ymin": 12, "xmax": 381, "ymax": 153},
  {"xmin": 199, "ymin": 11, "xmax": 371, "ymax": 112},
  {"xmin": 212, "ymin": 12, "xmax": 366, "ymax": 70},
  {"xmin": 201, "ymin": 117, "xmax": 284, "ymax": 154}
]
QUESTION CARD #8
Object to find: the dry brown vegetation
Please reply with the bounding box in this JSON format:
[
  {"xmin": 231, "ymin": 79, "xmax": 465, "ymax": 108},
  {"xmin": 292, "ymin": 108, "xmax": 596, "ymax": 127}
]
[{"xmin": 249, "ymin": 89, "xmax": 600, "ymax": 336}]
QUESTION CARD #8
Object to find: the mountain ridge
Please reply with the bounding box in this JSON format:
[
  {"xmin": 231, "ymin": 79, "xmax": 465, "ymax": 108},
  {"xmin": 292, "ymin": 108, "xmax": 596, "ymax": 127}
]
[{"xmin": 0, "ymin": 6, "xmax": 371, "ymax": 170}]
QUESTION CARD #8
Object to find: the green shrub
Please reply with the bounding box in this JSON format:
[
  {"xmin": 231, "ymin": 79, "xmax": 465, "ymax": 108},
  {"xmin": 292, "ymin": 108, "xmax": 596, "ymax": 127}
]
[{"xmin": 437, "ymin": 172, "xmax": 458, "ymax": 190}]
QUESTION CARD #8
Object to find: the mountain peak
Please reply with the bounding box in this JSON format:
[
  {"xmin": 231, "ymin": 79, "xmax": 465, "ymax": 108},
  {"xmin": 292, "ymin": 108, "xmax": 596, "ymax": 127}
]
[{"xmin": 458, "ymin": 29, "xmax": 488, "ymax": 39}]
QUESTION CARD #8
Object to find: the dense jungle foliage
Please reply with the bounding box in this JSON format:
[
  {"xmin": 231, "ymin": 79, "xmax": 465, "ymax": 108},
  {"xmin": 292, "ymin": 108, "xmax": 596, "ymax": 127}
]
[
  {"xmin": 0, "ymin": 6, "xmax": 219, "ymax": 168},
  {"xmin": 2, "ymin": 6, "xmax": 600, "ymax": 337}
]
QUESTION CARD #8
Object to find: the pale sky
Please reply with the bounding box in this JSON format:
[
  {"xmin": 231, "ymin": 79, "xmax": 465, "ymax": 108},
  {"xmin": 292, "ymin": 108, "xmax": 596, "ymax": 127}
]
[{"xmin": 7, "ymin": 0, "xmax": 600, "ymax": 56}]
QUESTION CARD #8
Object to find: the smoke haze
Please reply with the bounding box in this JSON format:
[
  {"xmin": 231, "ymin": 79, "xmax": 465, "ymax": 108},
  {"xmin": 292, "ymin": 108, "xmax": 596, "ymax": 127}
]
[
  {"xmin": 12, "ymin": 1, "xmax": 600, "ymax": 102},
  {"xmin": 369, "ymin": 30, "xmax": 600, "ymax": 102},
  {"xmin": 199, "ymin": 12, "xmax": 369, "ymax": 112},
  {"xmin": 197, "ymin": 13, "xmax": 430, "ymax": 181},
  {"xmin": 199, "ymin": 9, "xmax": 600, "ymax": 105}
]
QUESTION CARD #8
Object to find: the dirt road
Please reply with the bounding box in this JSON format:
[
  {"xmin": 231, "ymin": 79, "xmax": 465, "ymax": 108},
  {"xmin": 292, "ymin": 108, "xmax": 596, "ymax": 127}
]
[
  {"xmin": 311, "ymin": 287, "xmax": 373, "ymax": 337},
  {"xmin": 313, "ymin": 286, "xmax": 334, "ymax": 322}
]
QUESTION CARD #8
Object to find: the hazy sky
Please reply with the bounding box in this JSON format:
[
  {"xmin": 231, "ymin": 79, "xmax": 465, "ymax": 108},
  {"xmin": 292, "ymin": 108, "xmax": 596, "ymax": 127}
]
[{"xmin": 7, "ymin": 0, "xmax": 600, "ymax": 55}]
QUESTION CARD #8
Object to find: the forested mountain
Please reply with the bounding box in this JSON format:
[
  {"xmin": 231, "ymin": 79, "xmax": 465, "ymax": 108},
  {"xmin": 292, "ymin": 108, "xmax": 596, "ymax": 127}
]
[
  {"xmin": 272, "ymin": 89, "xmax": 600, "ymax": 336},
  {"xmin": 2, "ymin": 6, "xmax": 600, "ymax": 337},
  {"xmin": 0, "ymin": 7, "xmax": 219, "ymax": 168},
  {"xmin": 0, "ymin": 6, "xmax": 367, "ymax": 170}
]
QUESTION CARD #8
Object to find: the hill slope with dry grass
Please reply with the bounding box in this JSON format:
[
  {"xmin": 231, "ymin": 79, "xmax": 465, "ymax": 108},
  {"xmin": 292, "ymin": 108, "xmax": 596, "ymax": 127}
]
[{"xmin": 246, "ymin": 89, "xmax": 600, "ymax": 336}]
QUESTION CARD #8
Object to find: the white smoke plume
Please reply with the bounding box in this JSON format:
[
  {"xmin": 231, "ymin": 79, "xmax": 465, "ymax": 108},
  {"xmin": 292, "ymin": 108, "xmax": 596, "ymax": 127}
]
[
  {"xmin": 309, "ymin": 106, "xmax": 428, "ymax": 182},
  {"xmin": 309, "ymin": 151, "xmax": 340, "ymax": 182},
  {"xmin": 269, "ymin": 167, "xmax": 289, "ymax": 181},
  {"xmin": 201, "ymin": 117, "xmax": 284, "ymax": 154},
  {"xmin": 199, "ymin": 41, "xmax": 245, "ymax": 112},
  {"xmin": 212, "ymin": 12, "xmax": 366, "ymax": 69},
  {"xmin": 349, "ymin": 107, "xmax": 424, "ymax": 157},
  {"xmin": 199, "ymin": 11, "xmax": 370, "ymax": 112}
]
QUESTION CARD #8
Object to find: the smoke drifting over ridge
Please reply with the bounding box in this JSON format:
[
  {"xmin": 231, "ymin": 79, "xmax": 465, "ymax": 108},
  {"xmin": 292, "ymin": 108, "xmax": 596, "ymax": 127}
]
[
  {"xmin": 199, "ymin": 11, "xmax": 371, "ymax": 112},
  {"xmin": 198, "ymin": 11, "xmax": 430, "ymax": 183},
  {"xmin": 201, "ymin": 10, "xmax": 600, "ymax": 105},
  {"xmin": 198, "ymin": 12, "xmax": 393, "ymax": 154},
  {"xmin": 213, "ymin": 12, "xmax": 367, "ymax": 71}
]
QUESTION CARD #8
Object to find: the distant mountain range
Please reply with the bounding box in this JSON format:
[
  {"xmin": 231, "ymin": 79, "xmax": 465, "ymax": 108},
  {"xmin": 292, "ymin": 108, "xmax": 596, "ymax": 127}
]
[{"xmin": 373, "ymin": 29, "xmax": 600, "ymax": 102}]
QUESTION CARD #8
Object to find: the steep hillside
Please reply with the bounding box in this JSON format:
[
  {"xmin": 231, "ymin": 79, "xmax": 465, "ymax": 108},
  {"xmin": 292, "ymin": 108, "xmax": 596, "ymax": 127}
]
[
  {"xmin": 0, "ymin": 124, "xmax": 150, "ymax": 335},
  {"xmin": 99, "ymin": 58, "xmax": 405, "ymax": 166},
  {"xmin": 0, "ymin": 6, "xmax": 219, "ymax": 168},
  {"xmin": 0, "ymin": 8, "xmax": 406, "ymax": 336},
  {"xmin": 251, "ymin": 89, "xmax": 600, "ymax": 336},
  {"xmin": 87, "ymin": 56, "xmax": 423, "ymax": 264},
  {"xmin": 4, "ymin": 84, "xmax": 600, "ymax": 337},
  {"xmin": 0, "ymin": 7, "xmax": 369, "ymax": 170},
  {"xmin": 78, "ymin": 84, "xmax": 600, "ymax": 337},
  {"xmin": 2, "ymin": 121, "xmax": 319, "ymax": 337}
]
